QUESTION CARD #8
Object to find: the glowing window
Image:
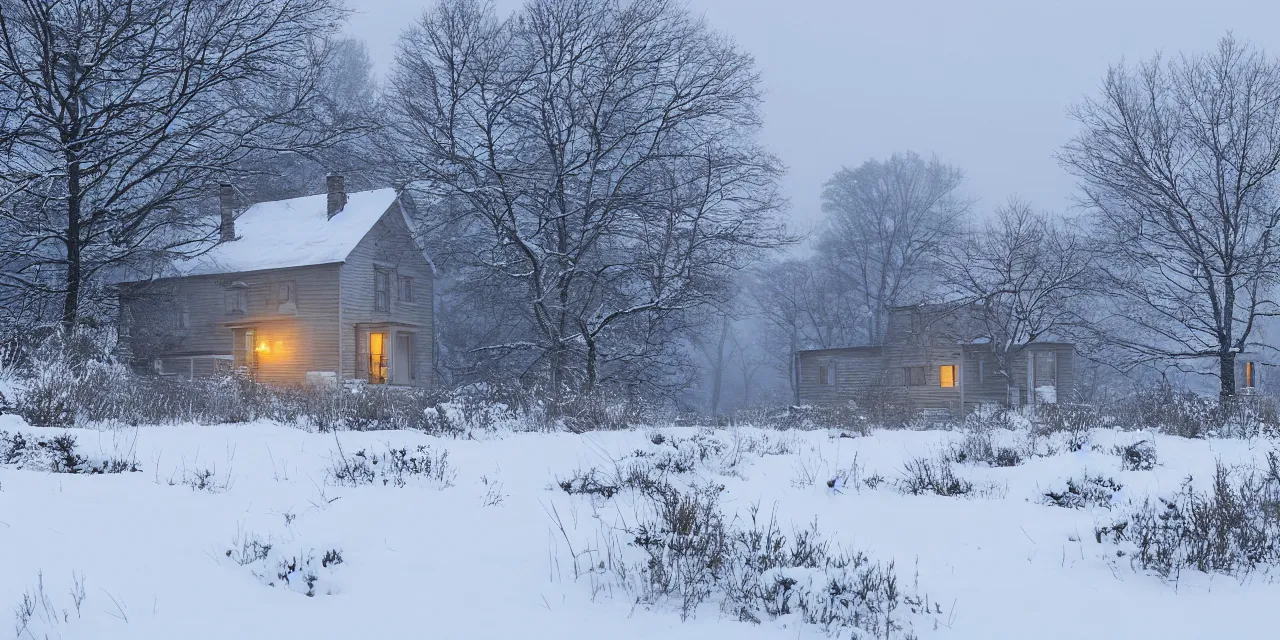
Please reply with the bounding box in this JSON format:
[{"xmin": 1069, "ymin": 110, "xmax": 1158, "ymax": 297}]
[
  {"xmin": 940, "ymin": 365, "xmax": 957, "ymax": 388},
  {"xmin": 1245, "ymin": 362, "xmax": 1255, "ymax": 388},
  {"xmin": 368, "ymin": 332, "xmax": 389, "ymax": 384}
]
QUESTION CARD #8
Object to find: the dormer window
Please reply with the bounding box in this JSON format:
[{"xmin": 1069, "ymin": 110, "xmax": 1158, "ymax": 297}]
[
  {"xmin": 225, "ymin": 282, "xmax": 248, "ymax": 314},
  {"xmin": 276, "ymin": 281, "xmax": 297, "ymax": 314}
]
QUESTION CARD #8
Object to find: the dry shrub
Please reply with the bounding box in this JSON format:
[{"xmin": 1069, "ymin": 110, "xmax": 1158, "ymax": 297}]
[{"xmin": 1098, "ymin": 456, "xmax": 1280, "ymax": 579}]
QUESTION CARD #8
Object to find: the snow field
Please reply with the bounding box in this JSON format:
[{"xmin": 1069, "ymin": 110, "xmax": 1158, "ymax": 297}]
[{"xmin": 3, "ymin": 414, "xmax": 1279, "ymax": 639}]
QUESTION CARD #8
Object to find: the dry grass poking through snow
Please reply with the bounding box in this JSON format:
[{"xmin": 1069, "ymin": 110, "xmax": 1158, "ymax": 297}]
[
  {"xmin": 553, "ymin": 430, "xmax": 943, "ymax": 639},
  {"xmin": 1097, "ymin": 453, "xmax": 1280, "ymax": 580}
]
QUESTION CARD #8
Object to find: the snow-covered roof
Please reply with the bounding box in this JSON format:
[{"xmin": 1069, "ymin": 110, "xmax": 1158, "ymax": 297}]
[{"xmin": 172, "ymin": 188, "xmax": 399, "ymax": 277}]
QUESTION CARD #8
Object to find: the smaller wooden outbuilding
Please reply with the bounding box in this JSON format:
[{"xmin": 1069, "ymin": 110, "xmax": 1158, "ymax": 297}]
[{"xmin": 794, "ymin": 303, "xmax": 1075, "ymax": 417}]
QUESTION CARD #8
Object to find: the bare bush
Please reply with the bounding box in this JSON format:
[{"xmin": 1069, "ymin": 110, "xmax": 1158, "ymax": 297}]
[
  {"xmin": 168, "ymin": 465, "xmax": 231, "ymax": 493},
  {"xmin": 225, "ymin": 530, "xmax": 345, "ymax": 597},
  {"xmin": 327, "ymin": 443, "xmax": 455, "ymax": 488},
  {"xmin": 896, "ymin": 457, "xmax": 974, "ymax": 497},
  {"xmin": 1098, "ymin": 460, "xmax": 1280, "ymax": 579},
  {"xmin": 946, "ymin": 430, "xmax": 1023, "ymax": 468},
  {"xmin": 1031, "ymin": 403, "xmax": 1098, "ymax": 451},
  {"xmin": 0, "ymin": 430, "xmax": 138, "ymax": 474},
  {"xmin": 1114, "ymin": 440, "xmax": 1157, "ymax": 471},
  {"xmin": 722, "ymin": 404, "xmax": 872, "ymax": 434},
  {"xmin": 1043, "ymin": 474, "xmax": 1123, "ymax": 509},
  {"xmin": 558, "ymin": 468, "xmax": 623, "ymax": 499},
  {"xmin": 609, "ymin": 485, "xmax": 940, "ymax": 638}
]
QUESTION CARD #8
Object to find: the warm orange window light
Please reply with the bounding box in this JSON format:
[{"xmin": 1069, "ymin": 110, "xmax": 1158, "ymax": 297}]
[
  {"xmin": 940, "ymin": 365, "xmax": 957, "ymax": 388},
  {"xmin": 368, "ymin": 332, "xmax": 388, "ymax": 384},
  {"xmin": 1246, "ymin": 362, "xmax": 1255, "ymax": 388},
  {"xmin": 255, "ymin": 341, "xmax": 271, "ymax": 354}
]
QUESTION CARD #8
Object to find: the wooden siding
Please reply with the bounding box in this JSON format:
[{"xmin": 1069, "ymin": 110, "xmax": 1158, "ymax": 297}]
[
  {"xmin": 338, "ymin": 201, "xmax": 435, "ymax": 387},
  {"xmin": 121, "ymin": 263, "xmax": 343, "ymax": 385},
  {"xmin": 796, "ymin": 305, "xmax": 1077, "ymax": 415},
  {"xmin": 796, "ymin": 347, "xmax": 887, "ymax": 406}
]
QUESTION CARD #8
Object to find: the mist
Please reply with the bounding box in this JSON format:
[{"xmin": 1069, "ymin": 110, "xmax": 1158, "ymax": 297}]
[{"xmin": 348, "ymin": 0, "xmax": 1280, "ymax": 227}]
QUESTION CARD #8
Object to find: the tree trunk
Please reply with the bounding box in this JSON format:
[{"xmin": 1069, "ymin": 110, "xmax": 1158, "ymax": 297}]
[
  {"xmin": 709, "ymin": 314, "xmax": 729, "ymax": 415},
  {"xmin": 62, "ymin": 160, "xmax": 82, "ymax": 333},
  {"xmin": 1220, "ymin": 349, "xmax": 1237, "ymax": 399},
  {"xmin": 788, "ymin": 326, "xmax": 799, "ymax": 404},
  {"xmin": 585, "ymin": 335, "xmax": 598, "ymax": 393}
]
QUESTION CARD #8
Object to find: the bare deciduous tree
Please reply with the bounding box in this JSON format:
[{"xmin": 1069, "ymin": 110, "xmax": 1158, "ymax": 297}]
[
  {"xmin": 940, "ymin": 198, "xmax": 1092, "ymax": 383},
  {"xmin": 1060, "ymin": 36, "xmax": 1280, "ymax": 398},
  {"xmin": 747, "ymin": 258, "xmax": 865, "ymax": 399},
  {"xmin": 817, "ymin": 152, "xmax": 969, "ymax": 344},
  {"xmin": 391, "ymin": 0, "xmax": 788, "ymax": 398},
  {"xmin": 0, "ymin": 0, "xmax": 354, "ymax": 331}
]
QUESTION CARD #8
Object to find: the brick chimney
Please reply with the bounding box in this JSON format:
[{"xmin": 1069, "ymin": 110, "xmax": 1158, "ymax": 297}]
[
  {"xmin": 326, "ymin": 174, "xmax": 347, "ymax": 219},
  {"xmin": 219, "ymin": 182, "xmax": 236, "ymax": 242}
]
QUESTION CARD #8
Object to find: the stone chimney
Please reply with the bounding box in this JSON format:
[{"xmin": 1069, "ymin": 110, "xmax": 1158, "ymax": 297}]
[
  {"xmin": 219, "ymin": 182, "xmax": 236, "ymax": 243},
  {"xmin": 326, "ymin": 174, "xmax": 347, "ymax": 219}
]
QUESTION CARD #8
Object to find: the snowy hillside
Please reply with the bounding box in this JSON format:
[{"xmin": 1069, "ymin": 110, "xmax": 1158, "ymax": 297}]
[{"xmin": 2, "ymin": 414, "xmax": 1279, "ymax": 639}]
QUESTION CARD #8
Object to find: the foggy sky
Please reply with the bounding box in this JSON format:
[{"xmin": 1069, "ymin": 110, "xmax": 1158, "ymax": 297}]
[{"xmin": 347, "ymin": 0, "xmax": 1280, "ymax": 229}]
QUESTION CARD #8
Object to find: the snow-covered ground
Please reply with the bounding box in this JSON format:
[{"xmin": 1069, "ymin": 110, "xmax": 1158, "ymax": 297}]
[{"xmin": 2, "ymin": 413, "xmax": 1278, "ymax": 639}]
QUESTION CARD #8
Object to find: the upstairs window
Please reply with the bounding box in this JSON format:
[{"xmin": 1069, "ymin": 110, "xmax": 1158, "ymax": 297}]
[
  {"xmin": 397, "ymin": 275, "xmax": 415, "ymax": 303},
  {"xmin": 276, "ymin": 281, "xmax": 297, "ymax": 314},
  {"xmin": 224, "ymin": 283, "xmax": 248, "ymax": 314},
  {"xmin": 908, "ymin": 312, "xmax": 927, "ymax": 345},
  {"xmin": 374, "ymin": 268, "xmax": 392, "ymax": 312}
]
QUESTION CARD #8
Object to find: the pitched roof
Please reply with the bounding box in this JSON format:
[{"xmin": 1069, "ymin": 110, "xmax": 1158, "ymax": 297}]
[{"xmin": 171, "ymin": 188, "xmax": 399, "ymax": 277}]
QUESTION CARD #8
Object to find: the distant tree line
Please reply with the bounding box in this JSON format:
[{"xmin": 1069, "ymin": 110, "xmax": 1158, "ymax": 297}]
[{"xmin": 0, "ymin": 0, "xmax": 1274, "ymax": 406}]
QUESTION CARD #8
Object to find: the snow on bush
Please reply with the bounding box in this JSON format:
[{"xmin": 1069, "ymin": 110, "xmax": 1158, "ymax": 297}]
[
  {"xmin": 0, "ymin": 429, "xmax": 138, "ymax": 474},
  {"xmin": 1114, "ymin": 439, "xmax": 1158, "ymax": 471},
  {"xmin": 895, "ymin": 456, "xmax": 976, "ymax": 497},
  {"xmin": 1097, "ymin": 454, "xmax": 1280, "ymax": 579},
  {"xmin": 583, "ymin": 483, "xmax": 941, "ymax": 639},
  {"xmin": 1042, "ymin": 474, "xmax": 1123, "ymax": 509},
  {"xmin": 548, "ymin": 432, "xmax": 943, "ymax": 639},
  {"xmin": 327, "ymin": 443, "xmax": 456, "ymax": 488},
  {"xmin": 945, "ymin": 429, "xmax": 1024, "ymax": 468},
  {"xmin": 559, "ymin": 431, "xmax": 803, "ymax": 502},
  {"xmin": 224, "ymin": 530, "xmax": 345, "ymax": 598}
]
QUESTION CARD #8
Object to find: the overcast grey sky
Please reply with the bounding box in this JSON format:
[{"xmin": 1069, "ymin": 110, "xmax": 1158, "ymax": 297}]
[{"xmin": 346, "ymin": 0, "xmax": 1280, "ymax": 228}]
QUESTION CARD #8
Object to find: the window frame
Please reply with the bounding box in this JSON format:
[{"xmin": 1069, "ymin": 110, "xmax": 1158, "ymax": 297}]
[
  {"xmin": 939, "ymin": 365, "xmax": 957, "ymax": 388},
  {"xmin": 1032, "ymin": 351, "xmax": 1057, "ymax": 389},
  {"xmin": 275, "ymin": 281, "xmax": 297, "ymax": 314},
  {"xmin": 904, "ymin": 366, "xmax": 927, "ymax": 387},
  {"xmin": 397, "ymin": 275, "xmax": 415, "ymax": 303},
  {"xmin": 367, "ymin": 331, "xmax": 389, "ymax": 384},
  {"xmin": 225, "ymin": 283, "xmax": 248, "ymax": 315},
  {"xmin": 1245, "ymin": 361, "xmax": 1256, "ymax": 388},
  {"xmin": 374, "ymin": 268, "xmax": 392, "ymax": 312}
]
